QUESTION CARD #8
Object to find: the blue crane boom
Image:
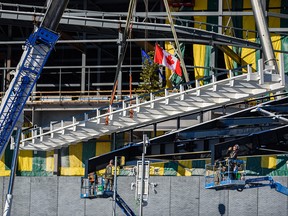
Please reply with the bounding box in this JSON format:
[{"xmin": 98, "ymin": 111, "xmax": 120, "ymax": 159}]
[
  {"xmin": 0, "ymin": 28, "xmax": 59, "ymax": 156},
  {"xmin": 0, "ymin": 0, "xmax": 69, "ymax": 158},
  {"xmin": 2, "ymin": 1, "xmax": 69, "ymax": 215}
]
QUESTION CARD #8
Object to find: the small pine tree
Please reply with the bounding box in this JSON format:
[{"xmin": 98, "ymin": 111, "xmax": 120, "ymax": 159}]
[{"xmin": 138, "ymin": 51, "xmax": 162, "ymax": 95}]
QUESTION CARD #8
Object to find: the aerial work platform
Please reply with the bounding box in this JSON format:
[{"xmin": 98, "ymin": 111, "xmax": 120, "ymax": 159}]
[
  {"xmin": 205, "ymin": 159, "xmax": 246, "ymax": 191},
  {"xmin": 80, "ymin": 174, "xmax": 136, "ymax": 216},
  {"xmin": 205, "ymin": 159, "xmax": 288, "ymax": 196}
]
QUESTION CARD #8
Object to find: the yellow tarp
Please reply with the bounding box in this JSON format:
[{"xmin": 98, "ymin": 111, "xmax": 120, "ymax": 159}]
[
  {"xmin": 269, "ymin": 1, "xmax": 281, "ymax": 63},
  {"xmin": 96, "ymin": 141, "xmax": 111, "ymax": 156},
  {"xmin": 222, "ymin": 0, "xmax": 235, "ymax": 70},
  {"xmin": 0, "ymin": 154, "xmax": 10, "ymax": 176},
  {"xmin": 177, "ymin": 160, "xmax": 192, "ymax": 176},
  {"xmin": 193, "ymin": 0, "xmax": 208, "ymax": 80},
  {"xmin": 261, "ymin": 155, "xmax": 277, "ymax": 169},
  {"xmin": 150, "ymin": 162, "xmax": 165, "ymax": 175},
  {"xmin": 18, "ymin": 150, "xmax": 33, "ymax": 172},
  {"xmin": 46, "ymin": 150, "xmax": 54, "ymax": 172},
  {"xmin": 60, "ymin": 143, "xmax": 84, "ymax": 176}
]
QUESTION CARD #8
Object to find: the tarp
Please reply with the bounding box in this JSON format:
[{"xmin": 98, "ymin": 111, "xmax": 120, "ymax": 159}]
[
  {"xmin": 193, "ymin": 0, "xmax": 208, "ymax": 82},
  {"xmin": 0, "ymin": 144, "xmax": 287, "ymax": 176},
  {"xmin": 222, "ymin": 0, "xmax": 286, "ymax": 73}
]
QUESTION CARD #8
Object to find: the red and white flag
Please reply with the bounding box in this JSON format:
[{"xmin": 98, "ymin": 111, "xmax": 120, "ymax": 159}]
[{"xmin": 154, "ymin": 43, "xmax": 182, "ymax": 77}]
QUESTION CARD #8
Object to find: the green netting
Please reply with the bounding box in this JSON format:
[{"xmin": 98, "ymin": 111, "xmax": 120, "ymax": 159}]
[
  {"xmin": 82, "ymin": 140, "xmax": 96, "ymax": 167},
  {"xmin": 60, "ymin": 147, "xmax": 70, "ymax": 167}
]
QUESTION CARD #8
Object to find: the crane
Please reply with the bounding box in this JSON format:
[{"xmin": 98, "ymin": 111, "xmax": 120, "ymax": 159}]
[
  {"xmin": 1, "ymin": 1, "xmax": 69, "ymax": 215},
  {"xmin": 0, "ymin": 0, "xmax": 69, "ymax": 158}
]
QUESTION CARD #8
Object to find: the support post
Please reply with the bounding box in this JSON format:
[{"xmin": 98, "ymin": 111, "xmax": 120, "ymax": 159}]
[
  {"xmin": 81, "ymin": 51, "xmax": 86, "ymax": 93},
  {"xmin": 53, "ymin": 149, "xmax": 60, "ymax": 176},
  {"xmin": 113, "ymin": 156, "xmax": 117, "ymax": 216},
  {"xmin": 139, "ymin": 134, "xmax": 149, "ymax": 216},
  {"xmin": 130, "ymin": 129, "xmax": 134, "ymax": 143},
  {"xmin": 112, "ymin": 133, "xmax": 116, "ymax": 150},
  {"xmin": 218, "ymin": 0, "xmax": 223, "ymax": 34},
  {"xmin": 153, "ymin": 123, "xmax": 157, "ymax": 138},
  {"xmin": 210, "ymin": 46, "xmax": 216, "ymax": 78},
  {"xmin": 177, "ymin": 116, "xmax": 180, "ymax": 130},
  {"xmin": 3, "ymin": 127, "xmax": 22, "ymax": 216}
]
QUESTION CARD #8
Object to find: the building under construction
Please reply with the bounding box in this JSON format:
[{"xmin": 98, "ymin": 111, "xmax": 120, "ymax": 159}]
[{"xmin": 0, "ymin": 0, "xmax": 287, "ymax": 215}]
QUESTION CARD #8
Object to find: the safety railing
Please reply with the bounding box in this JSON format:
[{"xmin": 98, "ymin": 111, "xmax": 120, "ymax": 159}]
[
  {"xmin": 19, "ymin": 61, "xmax": 277, "ymax": 142},
  {"xmin": 205, "ymin": 159, "xmax": 246, "ymax": 188}
]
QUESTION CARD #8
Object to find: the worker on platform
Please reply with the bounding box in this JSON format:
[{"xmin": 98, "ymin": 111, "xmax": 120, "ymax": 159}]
[
  {"xmin": 104, "ymin": 159, "xmax": 114, "ymax": 191},
  {"xmin": 226, "ymin": 144, "xmax": 239, "ymax": 159},
  {"xmin": 226, "ymin": 144, "xmax": 239, "ymax": 180},
  {"xmin": 88, "ymin": 172, "xmax": 98, "ymax": 195}
]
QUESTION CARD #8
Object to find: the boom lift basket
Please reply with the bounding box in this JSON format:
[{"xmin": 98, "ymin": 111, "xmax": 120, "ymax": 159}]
[{"xmin": 205, "ymin": 159, "xmax": 246, "ymax": 191}]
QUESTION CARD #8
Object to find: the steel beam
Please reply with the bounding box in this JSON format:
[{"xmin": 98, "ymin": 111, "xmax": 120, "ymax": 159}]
[{"xmin": 0, "ymin": 6, "xmax": 261, "ymax": 49}]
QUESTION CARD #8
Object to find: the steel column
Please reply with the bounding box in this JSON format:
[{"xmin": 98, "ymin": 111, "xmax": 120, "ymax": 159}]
[
  {"xmin": 81, "ymin": 52, "xmax": 86, "ymax": 93},
  {"xmin": 250, "ymin": 0, "xmax": 276, "ymax": 68}
]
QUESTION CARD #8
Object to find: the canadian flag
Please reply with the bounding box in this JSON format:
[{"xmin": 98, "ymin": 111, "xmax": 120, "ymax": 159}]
[{"xmin": 154, "ymin": 44, "xmax": 182, "ymax": 77}]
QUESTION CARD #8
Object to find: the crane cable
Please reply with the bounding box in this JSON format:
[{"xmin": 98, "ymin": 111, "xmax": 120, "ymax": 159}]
[
  {"xmin": 106, "ymin": 0, "xmax": 137, "ymax": 125},
  {"xmin": 162, "ymin": 0, "xmax": 190, "ymax": 83}
]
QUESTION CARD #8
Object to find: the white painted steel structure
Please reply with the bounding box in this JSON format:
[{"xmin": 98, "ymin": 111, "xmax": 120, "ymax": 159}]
[{"xmin": 17, "ymin": 57, "xmax": 287, "ymax": 151}]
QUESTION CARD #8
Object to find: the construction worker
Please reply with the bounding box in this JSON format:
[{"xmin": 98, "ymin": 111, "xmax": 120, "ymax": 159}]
[
  {"xmin": 104, "ymin": 159, "xmax": 114, "ymax": 191},
  {"xmin": 88, "ymin": 172, "xmax": 98, "ymax": 195},
  {"xmin": 226, "ymin": 144, "xmax": 239, "ymax": 159},
  {"xmin": 226, "ymin": 144, "xmax": 240, "ymax": 180}
]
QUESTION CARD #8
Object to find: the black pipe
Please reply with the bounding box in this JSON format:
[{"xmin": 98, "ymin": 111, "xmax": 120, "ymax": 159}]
[{"xmin": 41, "ymin": 0, "xmax": 69, "ymax": 31}]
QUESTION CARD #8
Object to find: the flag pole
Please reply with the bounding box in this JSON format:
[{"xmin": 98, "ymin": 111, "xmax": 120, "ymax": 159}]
[{"xmin": 162, "ymin": 0, "xmax": 190, "ymax": 83}]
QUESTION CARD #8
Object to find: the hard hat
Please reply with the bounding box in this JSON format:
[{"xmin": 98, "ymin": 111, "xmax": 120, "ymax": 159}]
[{"xmin": 234, "ymin": 144, "xmax": 239, "ymax": 149}]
